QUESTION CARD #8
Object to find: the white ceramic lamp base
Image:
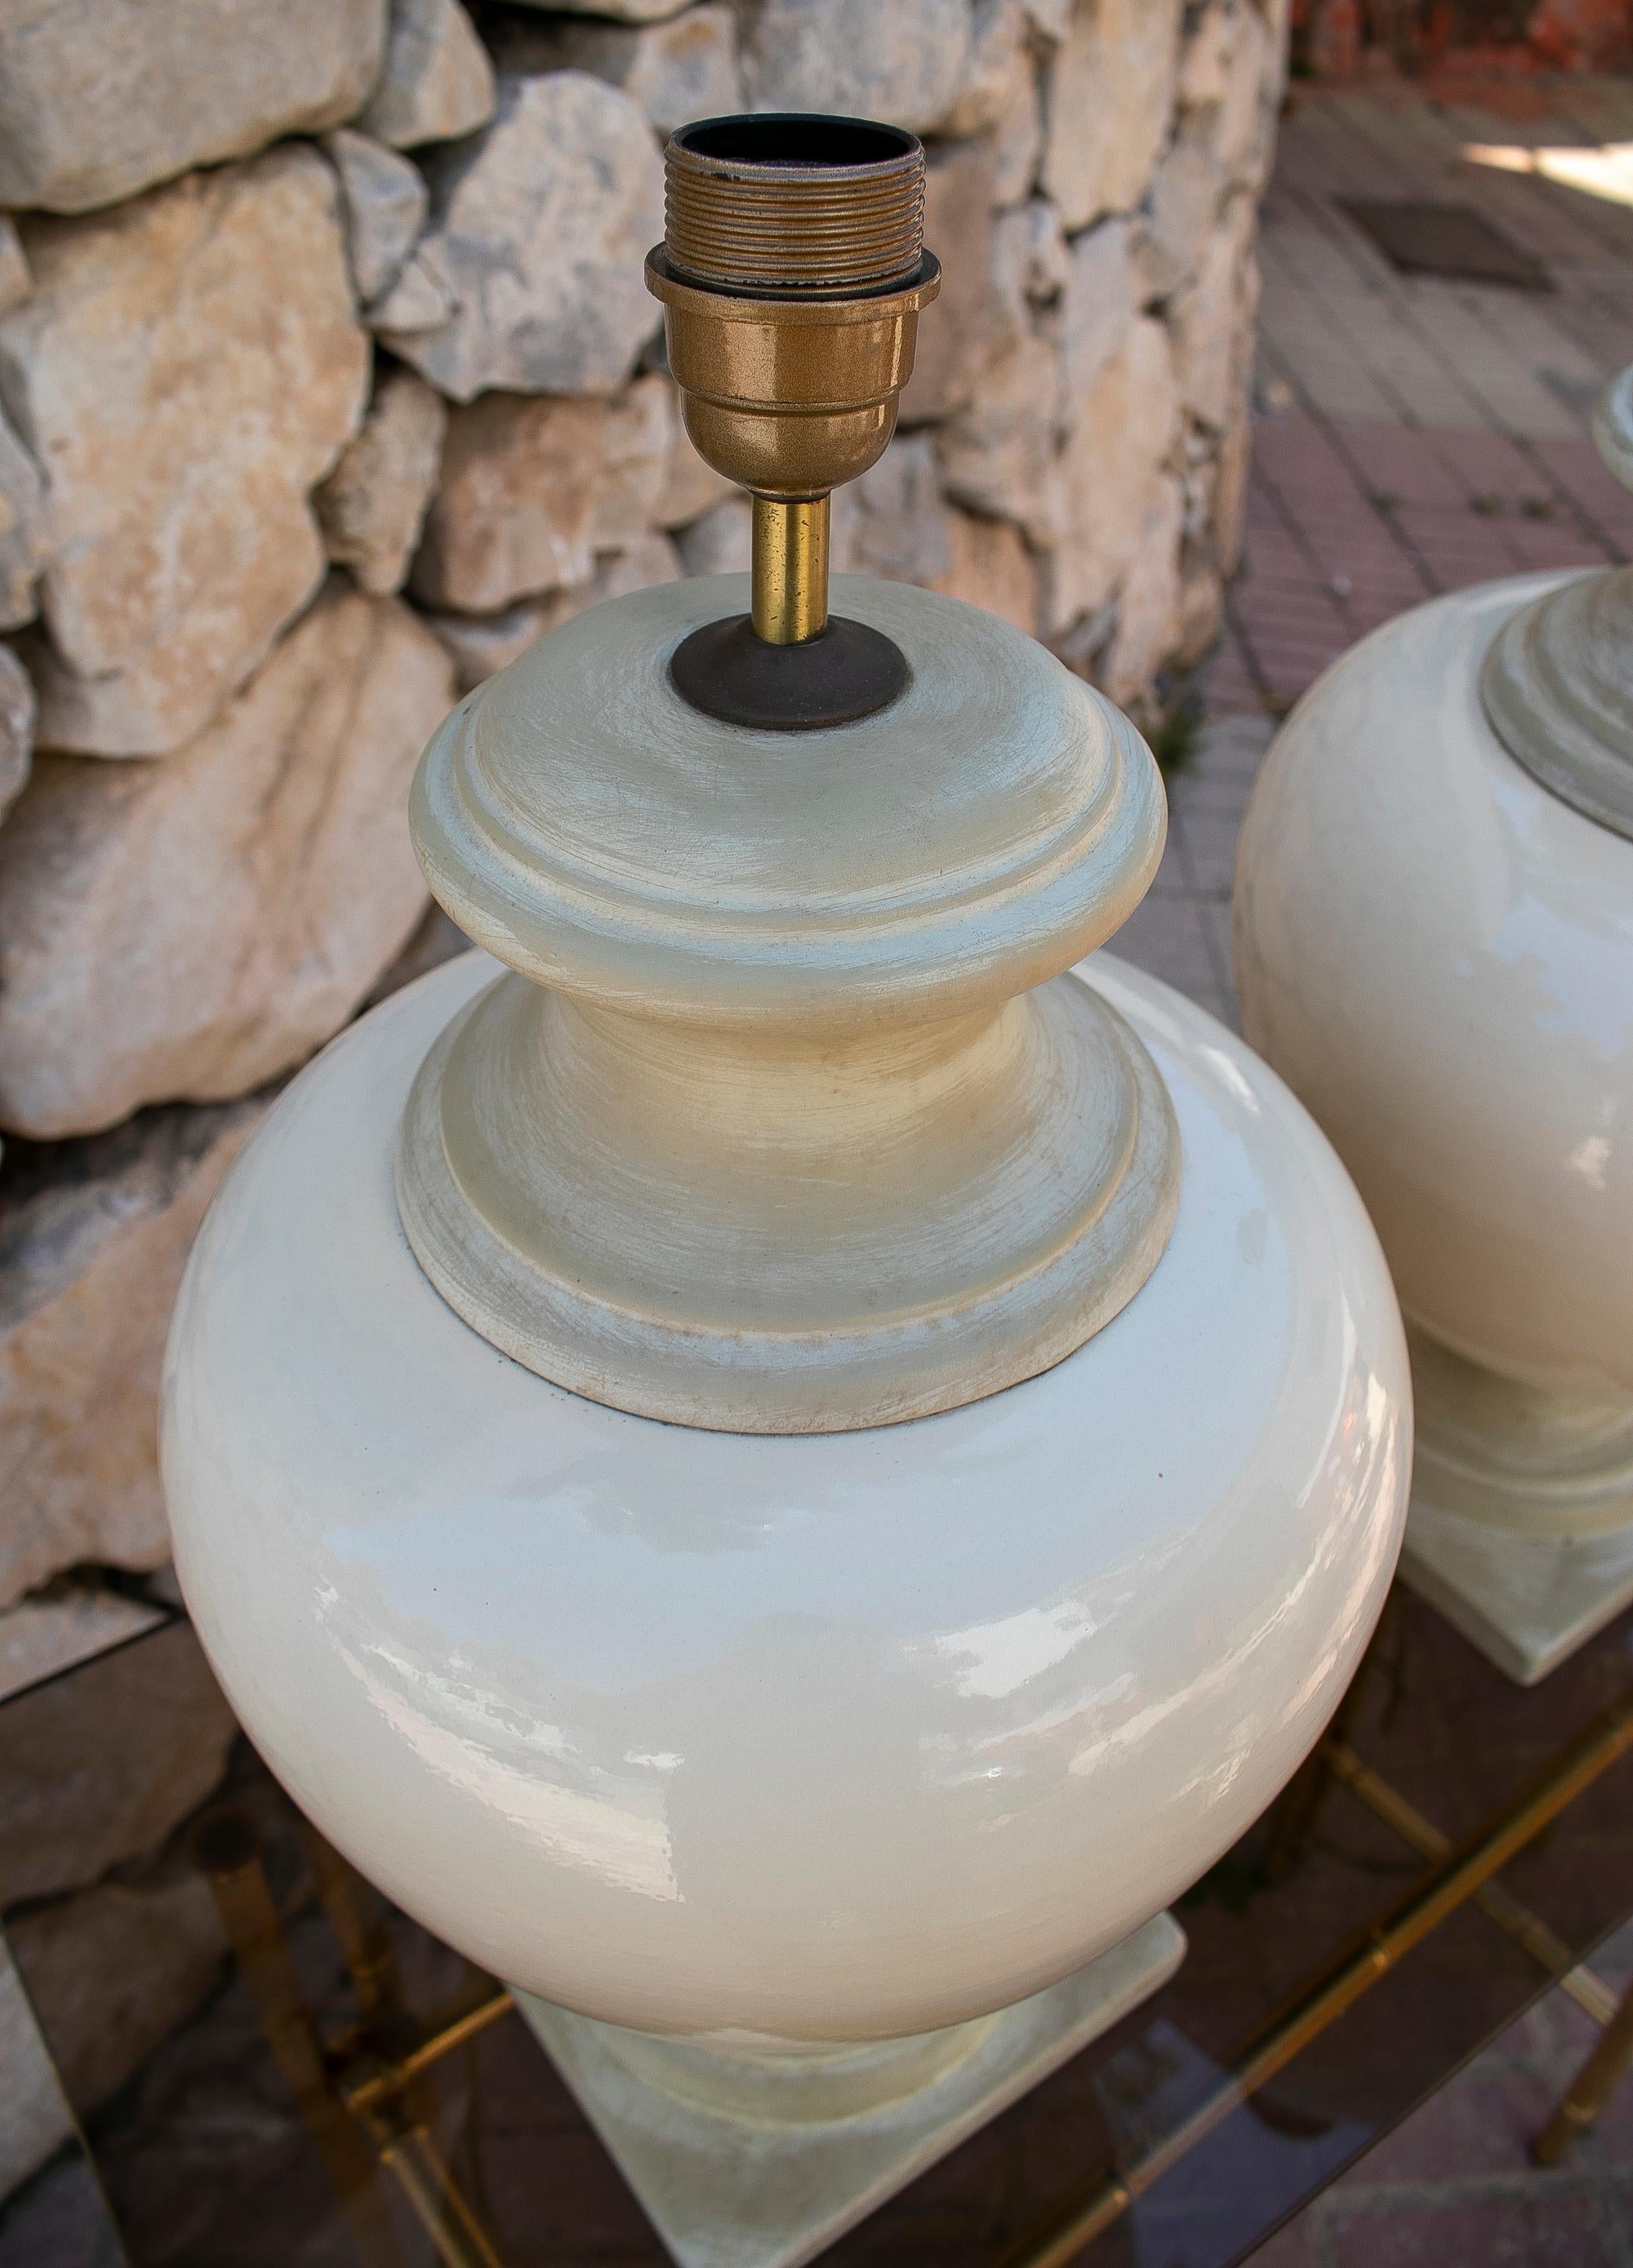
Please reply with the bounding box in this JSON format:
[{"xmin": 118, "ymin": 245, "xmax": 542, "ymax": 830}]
[
  {"xmin": 1399, "ymin": 1325, "xmax": 1633, "ymax": 1683},
  {"xmin": 1401, "ymin": 1503, "xmax": 1633, "ymax": 1686},
  {"xmin": 1234, "ymin": 566, "xmax": 1633, "ymax": 1686},
  {"xmin": 515, "ymin": 1914, "xmax": 1185, "ymax": 2268}
]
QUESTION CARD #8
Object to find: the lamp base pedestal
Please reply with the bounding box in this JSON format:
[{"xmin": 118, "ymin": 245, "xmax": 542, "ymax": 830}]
[
  {"xmin": 1399, "ymin": 1328, "xmax": 1633, "ymax": 1683},
  {"xmin": 1401, "ymin": 1503, "xmax": 1633, "ymax": 1685},
  {"xmin": 514, "ymin": 1914, "xmax": 1186, "ymax": 2268}
]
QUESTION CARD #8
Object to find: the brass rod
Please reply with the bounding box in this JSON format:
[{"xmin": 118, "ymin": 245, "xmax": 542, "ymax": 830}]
[
  {"xmin": 342, "ymin": 1986, "xmax": 514, "ymax": 2115},
  {"xmin": 999, "ymin": 1683, "xmax": 1633, "ymax": 2268},
  {"xmin": 752, "ymin": 494, "xmax": 829, "ymax": 644},
  {"xmin": 302, "ymin": 1823, "xmax": 399, "ymax": 2027},
  {"xmin": 374, "ymin": 2121, "xmax": 505, "ymax": 2268},
  {"xmin": 193, "ymin": 1811, "xmax": 406, "ymax": 2268},
  {"xmin": 1323, "ymin": 1740, "xmax": 1619, "ymax": 2027},
  {"xmin": 1533, "ymin": 1970, "xmax": 1633, "ymax": 2164}
]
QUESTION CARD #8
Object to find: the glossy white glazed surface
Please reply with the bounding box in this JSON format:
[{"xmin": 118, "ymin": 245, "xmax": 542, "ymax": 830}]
[
  {"xmin": 163, "ymin": 951, "xmax": 1408, "ymax": 2045},
  {"xmin": 1235, "ymin": 573, "xmax": 1633, "ymax": 1407}
]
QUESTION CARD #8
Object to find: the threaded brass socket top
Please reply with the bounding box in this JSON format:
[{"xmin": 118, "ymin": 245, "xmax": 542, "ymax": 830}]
[{"xmin": 664, "ymin": 113, "xmax": 926, "ymax": 296}]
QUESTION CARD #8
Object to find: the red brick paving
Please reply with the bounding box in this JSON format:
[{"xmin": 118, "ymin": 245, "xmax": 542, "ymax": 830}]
[
  {"xmin": 1196, "ymin": 73, "xmax": 1633, "ymax": 727},
  {"xmin": 1132, "ymin": 71, "xmax": 1633, "ymax": 2268}
]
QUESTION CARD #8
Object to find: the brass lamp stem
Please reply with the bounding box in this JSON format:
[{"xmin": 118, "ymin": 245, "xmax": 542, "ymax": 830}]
[
  {"xmin": 752, "ymin": 496, "xmax": 830, "ymax": 645},
  {"xmin": 648, "ymin": 112, "xmax": 940, "ymax": 727}
]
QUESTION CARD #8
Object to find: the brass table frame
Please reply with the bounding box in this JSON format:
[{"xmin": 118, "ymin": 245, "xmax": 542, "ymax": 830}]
[
  {"xmin": 192, "ymin": 1670, "xmax": 1633, "ymax": 2268},
  {"xmin": 193, "ymin": 1808, "xmax": 512, "ymax": 2268}
]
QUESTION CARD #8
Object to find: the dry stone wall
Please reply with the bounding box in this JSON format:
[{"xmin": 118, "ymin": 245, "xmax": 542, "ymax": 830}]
[{"xmin": 0, "ymin": 0, "xmax": 1285, "ymax": 1630}]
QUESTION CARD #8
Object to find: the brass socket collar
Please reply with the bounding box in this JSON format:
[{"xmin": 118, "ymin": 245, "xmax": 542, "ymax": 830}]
[
  {"xmin": 645, "ymin": 248, "xmax": 941, "ymax": 498},
  {"xmin": 663, "ymin": 113, "xmax": 925, "ymax": 296}
]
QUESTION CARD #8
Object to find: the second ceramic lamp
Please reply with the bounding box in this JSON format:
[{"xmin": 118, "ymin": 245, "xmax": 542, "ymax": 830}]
[{"xmin": 1235, "ymin": 371, "xmax": 1633, "ymax": 1685}]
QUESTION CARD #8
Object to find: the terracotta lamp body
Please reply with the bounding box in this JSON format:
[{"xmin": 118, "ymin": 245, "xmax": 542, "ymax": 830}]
[
  {"xmin": 163, "ymin": 114, "xmax": 1408, "ymax": 2261},
  {"xmin": 1235, "ymin": 369, "xmax": 1633, "ymax": 1686}
]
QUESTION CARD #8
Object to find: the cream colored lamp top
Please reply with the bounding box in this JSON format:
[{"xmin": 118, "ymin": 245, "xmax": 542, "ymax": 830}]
[
  {"xmin": 1481, "ymin": 366, "xmax": 1633, "ymax": 839},
  {"xmin": 394, "ymin": 113, "xmax": 1179, "ymax": 1434}
]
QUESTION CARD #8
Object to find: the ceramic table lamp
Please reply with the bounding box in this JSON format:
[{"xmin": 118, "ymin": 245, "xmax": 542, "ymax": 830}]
[
  {"xmin": 163, "ymin": 114, "xmax": 1409, "ymax": 2267},
  {"xmin": 1235, "ymin": 368, "xmax": 1633, "ymax": 1688}
]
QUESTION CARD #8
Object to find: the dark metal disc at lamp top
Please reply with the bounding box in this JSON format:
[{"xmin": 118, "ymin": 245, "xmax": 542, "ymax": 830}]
[
  {"xmin": 668, "ymin": 612, "xmax": 910, "ymax": 730},
  {"xmin": 1341, "ymin": 199, "xmax": 1552, "ymax": 291}
]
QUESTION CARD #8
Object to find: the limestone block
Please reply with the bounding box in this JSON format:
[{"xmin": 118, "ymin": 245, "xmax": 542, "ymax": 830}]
[
  {"xmin": 1050, "ymin": 314, "xmax": 1177, "ymax": 633},
  {"xmin": 0, "ymin": 1096, "xmax": 265, "ymax": 1604},
  {"xmin": 425, "ymin": 598, "xmax": 559, "ymax": 692},
  {"xmin": 1102, "ymin": 472, "xmax": 1184, "ymax": 706},
  {"xmin": 1061, "ymin": 213, "xmax": 1136, "ymax": 401},
  {"xmin": 832, "ymin": 435, "xmax": 954, "ymax": 585},
  {"xmin": 0, "ymin": 1946, "xmax": 72, "ymax": 2201},
  {"xmin": 0, "ymin": 1627, "xmax": 237, "ymax": 1906},
  {"xmin": 937, "ymin": 508, "xmax": 1040, "ymax": 635},
  {"xmin": 0, "ymin": 407, "xmax": 43, "ymax": 630},
  {"xmin": 936, "ymin": 327, "xmax": 1063, "ymax": 546},
  {"xmin": 0, "ymin": 643, "xmax": 33, "ymax": 820},
  {"xmin": 1042, "ymin": 0, "xmax": 1184, "ymax": 232},
  {"xmin": 358, "ymin": 0, "xmax": 496, "ymax": 149},
  {"xmin": 315, "ymin": 367, "xmax": 447, "ymax": 594},
  {"xmin": 323, "ymin": 127, "xmax": 428, "ymax": 305},
  {"xmin": 675, "ymin": 497, "xmax": 752, "ymax": 579},
  {"xmin": 1137, "ymin": 113, "xmax": 1225, "ymax": 302},
  {"xmin": 0, "ymin": 1582, "xmax": 161, "ymax": 1708},
  {"xmin": 0, "ymin": 1950, "xmax": 76, "ymax": 2213},
  {"xmin": 367, "ymin": 904, "xmax": 471, "ymax": 1005},
  {"xmin": 940, "ymin": 0, "xmax": 1043, "ymax": 207},
  {"xmin": 1173, "ymin": 200, "xmax": 1257, "ymax": 430},
  {"xmin": 1172, "ymin": 2, "xmax": 1279, "ymax": 195},
  {"xmin": 0, "ymin": 585, "xmax": 454, "ymax": 1138},
  {"xmin": 586, "ymin": 530, "xmax": 683, "ymax": 605},
  {"xmin": 412, "ymin": 375, "xmax": 672, "ymax": 611},
  {"xmin": 492, "ymin": 5, "xmax": 742, "ymax": 137},
  {"xmin": 365, "ymin": 239, "xmax": 459, "ymax": 335},
  {"xmin": 656, "ymin": 408, "xmax": 736, "ymax": 530},
  {"xmin": 381, "ymin": 73, "xmax": 664, "ymax": 403},
  {"xmin": 901, "ymin": 142, "xmax": 999, "ymax": 425},
  {"xmin": 744, "ymin": 0, "xmax": 976, "ymax": 136},
  {"xmin": 7, "ymin": 1866, "xmax": 225, "ymax": 2119},
  {"xmin": 1179, "ymin": 2, "xmax": 1235, "ymax": 108},
  {"xmin": 994, "ymin": 72, "xmax": 1046, "ymax": 211},
  {"xmin": 944, "ymin": 0, "xmax": 1026, "ymax": 134},
  {"xmin": 425, "ymin": 533, "xmax": 682, "ymax": 688},
  {"xmin": 511, "ymin": 0, "xmax": 693, "ymax": 19},
  {"xmin": 593, "ymin": 381, "xmax": 681, "ymax": 548},
  {"xmin": 1008, "ymin": 196, "xmax": 1071, "ymax": 310},
  {"xmin": 0, "ymin": 219, "xmax": 27, "ymax": 317},
  {"xmin": 0, "ymin": 0, "xmax": 387, "ymax": 216},
  {"xmin": 0, "ymin": 149, "xmax": 368, "ymax": 757},
  {"xmin": 1218, "ymin": 2, "xmax": 1279, "ymax": 190}
]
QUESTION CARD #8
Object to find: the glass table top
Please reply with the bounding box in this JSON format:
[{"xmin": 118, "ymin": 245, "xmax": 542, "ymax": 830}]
[{"xmin": 3, "ymin": 1585, "xmax": 1632, "ymax": 2268}]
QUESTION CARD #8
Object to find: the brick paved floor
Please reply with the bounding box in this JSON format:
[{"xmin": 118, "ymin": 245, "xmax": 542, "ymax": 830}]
[
  {"xmin": 1125, "ymin": 73, "xmax": 1633, "ymax": 1029},
  {"xmin": 1110, "ymin": 69, "xmax": 1633, "ymax": 2267}
]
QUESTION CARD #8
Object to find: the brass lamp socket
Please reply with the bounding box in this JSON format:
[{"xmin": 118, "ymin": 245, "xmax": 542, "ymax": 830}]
[
  {"xmin": 647, "ymin": 113, "xmax": 941, "ymax": 728},
  {"xmin": 662, "ymin": 112, "xmax": 926, "ymax": 296}
]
